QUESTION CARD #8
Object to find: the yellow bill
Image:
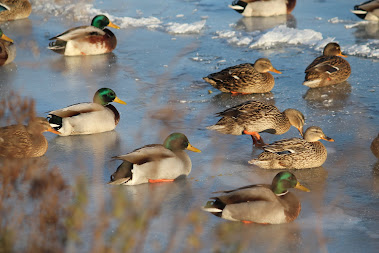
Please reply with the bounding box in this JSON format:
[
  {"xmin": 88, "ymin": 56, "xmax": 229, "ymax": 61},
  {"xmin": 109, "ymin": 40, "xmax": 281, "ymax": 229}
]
[
  {"xmin": 108, "ymin": 21, "xmax": 120, "ymax": 29},
  {"xmin": 186, "ymin": 143, "xmax": 201, "ymax": 153},
  {"xmin": 114, "ymin": 96, "xmax": 127, "ymax": 105},
  {"xmin": 1, "ymin": 33, "xmax": 13, "ymax": 43},
  {"xmin": 295, "ymin": 181, "xmax": 310, "ymax": 192}
]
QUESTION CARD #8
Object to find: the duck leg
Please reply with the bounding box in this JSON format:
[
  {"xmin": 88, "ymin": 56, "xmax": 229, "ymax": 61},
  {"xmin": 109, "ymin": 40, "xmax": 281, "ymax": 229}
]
[{"xmin": 243, "ymin": 130, "xmax": 266, "ymax": 147}]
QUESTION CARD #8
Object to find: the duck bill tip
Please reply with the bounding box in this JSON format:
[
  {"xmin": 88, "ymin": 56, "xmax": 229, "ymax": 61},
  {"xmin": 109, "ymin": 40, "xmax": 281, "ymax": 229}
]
[
  {"xmin": 295, "ymin": 182, "xmax": 310, "ymax": 192},
  {"xmin": 108, "ymin": 21, "xmax": 120, "ymax": 29},
  {"xmin": 187, "ymin": 143, "xmax": 201, "ymax": 153},
  {"xmin": 114, "ymin": 97, "xmax": 127, "ymax": 105}
]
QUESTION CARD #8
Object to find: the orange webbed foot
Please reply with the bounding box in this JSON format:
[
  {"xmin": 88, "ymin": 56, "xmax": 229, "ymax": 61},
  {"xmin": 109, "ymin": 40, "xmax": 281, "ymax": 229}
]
[{"xmin": 148, "ymin": 179, "xmax": 175, "ymax": 183}]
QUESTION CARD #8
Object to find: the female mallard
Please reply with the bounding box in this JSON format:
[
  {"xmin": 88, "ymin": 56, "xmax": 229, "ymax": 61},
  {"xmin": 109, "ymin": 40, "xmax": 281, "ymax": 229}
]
[
  {"xmin": 48, "ymin": 14, "xmax": 120, "ymax": 56},
  {"xmin": 0, "ymin": 28, "xmax": 16, "ymax": 66},
  {"xmin": 303, "ymin": 43, "xmax": 351, "ymax": 88},
  {"xmin": 229, "ymin": 0, "xmax": 296, "ymax": 17},
  {"xmin": 206, "ymin": 100, "xmax": 305, "ymax": 147},
  {"xmin": 203, "ymin": 58, "xmax": 282, "ymax": 94},
  {"xmin": 352, "ymin": 0, "xmax": 379, "ymax": 21},
  {"xmin": 249, "ymin": 126, "xmax": 334, "ymax": 169},
  {"xmin": 108, "ymin": 133, "xmax": 201, "ymax": 186},
  {"xmin": 47, "ymin": 88, "xmax": 126, "ymax": 136},
  {"xmin": 203, "ymin": 171, "xmax": 310, "ymax": 224},
  {"xmin": 0, "ymin": 117, "xmax": 60, "ymax": 158},
  {"xmin": 0, "ymin": 0, "xmax": 31, "ymax": 22},
  {"xmin": 371, "ymin": 133, "xmax": 379, "ymax": 159}
]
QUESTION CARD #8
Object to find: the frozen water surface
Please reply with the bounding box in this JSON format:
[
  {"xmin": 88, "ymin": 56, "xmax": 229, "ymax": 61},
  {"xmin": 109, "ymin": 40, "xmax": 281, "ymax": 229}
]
[{"xmin": 1, "ymin": 0, "xmax": 379, "ymax": 252}]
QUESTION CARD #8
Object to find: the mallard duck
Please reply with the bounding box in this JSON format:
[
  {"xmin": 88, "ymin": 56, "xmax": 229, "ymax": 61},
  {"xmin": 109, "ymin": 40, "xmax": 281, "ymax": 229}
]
[
  {"xmin": 352, "ymin": 0, "xmax": 379, "ymax": 21},
  {"xmin": 206, "ymin": 100, "xmax": 305, "ymax": 147},
  {"xmin": 203, "ymin": 171, "xmax": 309, "ymax": 224},
  {"xmin": 47, "ymin": 88, "xmax": 126, "ymax": 136},
  {"xmin": 0, "ymin": 117, "xmax": 60, "ymax": 158},
  {"xmin": 303, "ymin": 43, "xmax": 351, "ymax": 88},
  {"xmin": 229, "ymin": 0, "xmax": 296, "ymax": 17},
  {"xmin": 203, "ymin": 58, "xmax": 282, "ymax": 94},
  {"xmin": 249, "ymin": 126, "xmax": 334, "ymax": 169},
  {"xmin": 0, "ymin": 0, "xmax": 31, "ymax": 22},
  {"xmin": 108, "ymin": 133, "xmax": 201, "ymax": 186},
  {"xmin": 48, "ymin": 14, "xmax": 120, "ymax": 56},
  {"xmin": 0, "ymin": 28, "xmax": 16, "ymax": 66},
  {"xmin": 371, "ymin": 133, "xmax": 379, "ymax": 159}
]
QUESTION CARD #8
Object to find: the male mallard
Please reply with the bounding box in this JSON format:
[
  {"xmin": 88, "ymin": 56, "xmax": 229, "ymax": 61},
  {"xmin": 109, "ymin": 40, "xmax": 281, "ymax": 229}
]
[
  {"xmin": 109, "ymin": 133, "xmax": 201, "ymax": 186},
  {"xmin": 249, "ymin": 126, "xmax": 334, "ymax": 169},
  {"xmin": 48, "ymin": 14, "xmax": 120, "ymax": 56},
  {"xmin": 229, "ymin": 0, "xmax": 296, "ymax": 17},
  {"xmin": 47, "ymin": 88, "xmax": 126, "ymax": 136},
  {"xmin": 203, "ymin": 171, "xmax": 310, "ymax": 224},
  {"xmin": 203, "ymin": 58, "xmax": 282, "ymax": 94},
  {"xmin": 206, "ymin": 100, "xmax": 304, "ymax": 146},
  {"xmin": 352, "ymin": 0, "xmax": 379, "ymax": 21},
  {"xmin": 303, "ymin": 43, "xmax": 351, "ymax": 88},
  {"xmin": 0, "ymin": 117, "xmax": 60, "ymax": 158},
  {"xmin": 0, "ymin": 28, "xmax": 16, "ymax": 66},
  {"xmin": 371, "ymin": 133, "xmax": 379, "ymax": 159},
  {"xmin": 0, "ymin": 0, "xmax": 31, "ymax": 22}
]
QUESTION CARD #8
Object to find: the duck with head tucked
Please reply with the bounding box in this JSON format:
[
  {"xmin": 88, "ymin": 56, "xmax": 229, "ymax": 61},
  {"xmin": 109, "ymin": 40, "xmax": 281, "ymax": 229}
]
[
  {"xmin": 0, "ymin": 0, "xmax": 32, "ymax": 22},
  {"xmin": 203, "ymin": 58, "xmax": 282, "ymax": 94},
  {"xmin": 303, "ymin": 42, "xmax": 351, "ymax": 88},
  {"xmin": 0, "ymin": 28, "xmax": 15, "ymax": 66},
  {"xmin": 229, "ymin": 0, "xmax": 296, "ymax": 17},
  {"xmin": 48, "ymin": 14, "xmax": 120, "ymax": 56},
  {"xmin": 207, "ymin": 100, "xmax": 305, "ymax": 147},
  {"xmin": 203, "ymin": 171, "xmax": 310, "ymax": 224},
  {"xmin": 0, "ymin": 117, "xmax": 60, "ymax": 158},
  {"xmin": 47, "ymin": 88, "xmax": 126, "ymax": 136},
  {"xmin": 249, "ymin": 126, "xmax": 334, "ymax": 169},
  {"xmin": 352, "ymin": 0, "xmax": 379, "ymax": 21},
  {"xmin": 109, "ymin": 133, "xmax": 201, "ymax": 186}
]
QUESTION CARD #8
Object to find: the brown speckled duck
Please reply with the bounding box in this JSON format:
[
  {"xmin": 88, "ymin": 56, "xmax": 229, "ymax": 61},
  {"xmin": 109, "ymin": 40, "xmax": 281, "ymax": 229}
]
[
  {"xmin": 202, "ymin": 171, "xmax": 310, "ymax": 224},
  {"xmin": 229, "ymin": 0, "xmax": 297, "ymax": 17},
  {"xmin": 203, "ymin": 58, "xmax": 282, "ymax": 94},
  {"xmin": 371, "ymin": 133, "xmax": 379, "ymax": 159},
  {"xmin": 0, "ymin": 28, "xmax": 16, "ymax": 66},
  {"xmin": 206, "ymin": 100, "xmax": 305, "ymax": 146},
  {"xmin": 0, "ymin": 117, "xmax": 60, "ymax": 158},
  {"xmin": 0, "ymin": 0, "xmax": 32, "ymax": 22},
  {"xmin": 249, "ymin": 126, "xmax": 334, "ymax": 169},
  {"xmin": 303, "ymin": 42, "xmax": 351, "ymax": 88}
]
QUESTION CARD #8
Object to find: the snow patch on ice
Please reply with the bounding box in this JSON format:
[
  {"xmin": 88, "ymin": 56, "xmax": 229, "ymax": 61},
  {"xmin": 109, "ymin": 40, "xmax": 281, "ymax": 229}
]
[
  {"xmin": 328, "ymin": 17, "xmax": 348, "ymax": 24},
  {"xmin": 250, "ymin": 25, "xmax": 326, "ymax": 48},
  {"xmin": 344, "ymin": 42, "xmax": 379, "ymax": 58},
  {"xmin": 166, "ymin": 20, "xmax": 206, "ymax": 34}
]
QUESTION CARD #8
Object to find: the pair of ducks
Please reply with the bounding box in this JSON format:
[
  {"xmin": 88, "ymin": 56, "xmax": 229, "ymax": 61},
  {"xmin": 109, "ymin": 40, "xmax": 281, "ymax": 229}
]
[
  {"xmin": 203, "ymin": 42, "xmax": 351, "ymax": 93},
  {"xmin": 0, "ymin": 14, "xmax": 120, "ymax": 66}
]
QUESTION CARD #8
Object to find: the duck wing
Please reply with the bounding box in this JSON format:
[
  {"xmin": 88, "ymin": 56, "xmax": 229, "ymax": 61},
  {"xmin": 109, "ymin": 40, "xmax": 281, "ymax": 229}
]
[
  {"xmin": 263, "ymin": 138, "xmax": 308, "ymax": 154},
  {"xmin": 113, "ymin": 144, "xmax": 176, "ymax": 165},
  {"xmin": 217, "ymin": 100, "xmax": 278, "ymax": 119},
  {"xmin": 48, "ymin": 103, "xmax": 105, "ymax": 118},
  {"xmin": 49, "ymin": 26, "xmax": 105, "ymax": 41}
]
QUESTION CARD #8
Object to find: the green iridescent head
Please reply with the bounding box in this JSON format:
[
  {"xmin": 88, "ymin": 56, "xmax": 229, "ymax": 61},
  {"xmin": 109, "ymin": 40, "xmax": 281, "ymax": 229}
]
[
  {"xmin": 0, "ymin": 28, "xmax": 13, "ymax": 43},
  {"xmin": 271, "ymin": 172, "xmax": 310, "ymax": 195},
  {"xmin": 93, "ymin": 88, "xmax": 126, "ymax": 106},
  {"xmin": 91, "ymin": 15, "xmax": 120, "ymax": 30},
  {"xmin": 163, "ymin": 133, "xmax": 201, "ymax": 153}
]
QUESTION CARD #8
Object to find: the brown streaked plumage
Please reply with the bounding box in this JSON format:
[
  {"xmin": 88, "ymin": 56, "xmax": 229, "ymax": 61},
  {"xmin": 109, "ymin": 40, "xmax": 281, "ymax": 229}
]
[
  {"xmin": 0, "ymin": 117, "xmax": 60, "ymax": 158},
  {"xmin": 202, "ymin": 171, "xmax": 310, "ymax": 224},
  {"xmin": 203, "ymin": 58, "xmax": 282, "ymax": 94},
  {"xmin": 371, "ymin": 133, "xmax": 379, "ymax": 159},
  {"xmin": 249, "ymin": 126, "xmax": 334, "ymax": 169},
  {"xmin": 303, "ymin": 42, "xmax": 351, "ymax": 88},
  {"xmin": 0, "ymin": 0, "xmax": 31, "ymax": 22},
  {"xmin": 206, "ymin": 100, "xmax": 305, "ymax": 146}
]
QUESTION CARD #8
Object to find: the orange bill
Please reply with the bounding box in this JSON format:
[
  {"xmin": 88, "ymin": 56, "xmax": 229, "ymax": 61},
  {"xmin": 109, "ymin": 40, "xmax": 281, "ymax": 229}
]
[
  {"xmin": 107, "ymin": 21, "xmax": 120, "ymax": 29},
  {"xmin": 47, "ymin": 127, "xmax": 61, "ymax": 135},
  {"xmin": 338, "ymin": 53, "xmax": 347, "ymax": 58},
  {"xmin": 295, "ymin": 181, "xmax": 310, "ymax": 192},
  {"xmin": 186, "ymin": 143, "xmax": 201, "ymax": 153},
  {"xmin": 114, "ymin": 96, "xmax": 127, "ymax": 105},
  {"xmin": 321, "ymin": 136, "xmax": 335, "ymax": 142},
  {"xmin": 270, "ymin": 67, "xmax": 282, "ymax": 74},
  {"xmin": 1, "ymin": 33, "xmax": 13, "ymax": 43}
]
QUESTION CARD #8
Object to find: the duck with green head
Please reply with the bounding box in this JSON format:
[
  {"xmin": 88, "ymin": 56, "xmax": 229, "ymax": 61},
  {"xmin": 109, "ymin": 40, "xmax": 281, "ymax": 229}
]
[
  {"xmin": 0, "ymin": 28, "xmax": 16, "ymax": 66},
  {"xmin": 0, "ymin": 0, "xmax": 32, "ymax": 22},
  {"xmin": 48, "ymin": 14, "xmax": 120, "ymax": 56},
  {"xmin": 109, "ymin": 133, "xmax": 201, "ymax": 186},
  {"xmin": 203, "ymin": 171, "xmax": 310, "ymax": 224},
  {"xmin": 47, "ymin": 88, "xmax": 126, "ymax": 136}
]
